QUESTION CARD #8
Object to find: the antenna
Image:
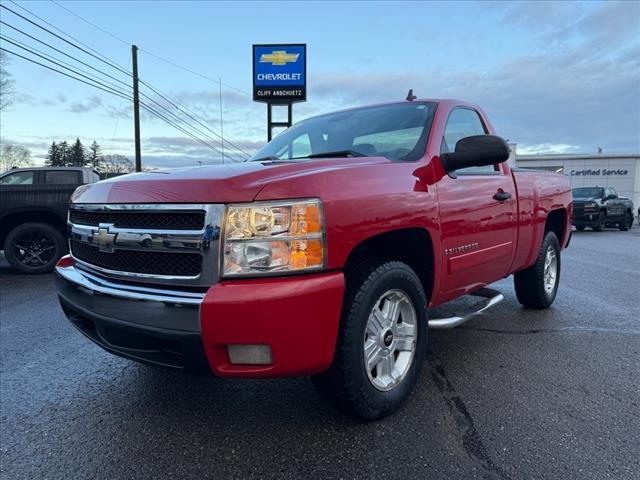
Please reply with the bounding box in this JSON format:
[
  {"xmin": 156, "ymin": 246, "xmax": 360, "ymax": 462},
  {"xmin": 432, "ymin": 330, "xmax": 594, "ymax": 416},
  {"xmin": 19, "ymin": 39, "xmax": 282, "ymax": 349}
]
[{"xmin": 406, "ymin": 89, "xmax": 417, "ymax": 101}]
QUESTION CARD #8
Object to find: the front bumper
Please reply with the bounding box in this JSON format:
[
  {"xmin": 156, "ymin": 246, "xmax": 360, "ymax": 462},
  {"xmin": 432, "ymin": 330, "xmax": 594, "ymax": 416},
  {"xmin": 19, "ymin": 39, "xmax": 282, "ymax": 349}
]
[
  {"xmin": 572, "ymin": 212, "xmax": 600, "ymax": 226},
  {"xmin": 55, "ymin": 259, "xmax": 345, "ymax": 377}
]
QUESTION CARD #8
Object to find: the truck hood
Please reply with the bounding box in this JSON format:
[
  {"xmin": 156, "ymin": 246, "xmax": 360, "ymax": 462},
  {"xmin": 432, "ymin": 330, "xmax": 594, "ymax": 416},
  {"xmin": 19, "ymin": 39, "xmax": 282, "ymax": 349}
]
[{"xmin": 71, "ymin": 157, "xmax": 390, "ymax": 204}]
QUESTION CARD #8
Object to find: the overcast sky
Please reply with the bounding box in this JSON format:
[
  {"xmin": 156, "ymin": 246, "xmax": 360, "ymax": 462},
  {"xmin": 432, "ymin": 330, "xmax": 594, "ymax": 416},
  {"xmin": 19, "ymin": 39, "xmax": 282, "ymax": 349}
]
[{"xmin": 1, "ymin": 0, "xmax": 639, "ymax": 168}]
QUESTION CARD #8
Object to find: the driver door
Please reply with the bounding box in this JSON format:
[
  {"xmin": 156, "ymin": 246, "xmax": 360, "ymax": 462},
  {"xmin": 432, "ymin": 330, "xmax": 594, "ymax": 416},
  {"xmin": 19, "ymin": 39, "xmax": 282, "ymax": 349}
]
[{"xmin": 435, "ymin": 108, "xmax": 517, "ymax": 300}]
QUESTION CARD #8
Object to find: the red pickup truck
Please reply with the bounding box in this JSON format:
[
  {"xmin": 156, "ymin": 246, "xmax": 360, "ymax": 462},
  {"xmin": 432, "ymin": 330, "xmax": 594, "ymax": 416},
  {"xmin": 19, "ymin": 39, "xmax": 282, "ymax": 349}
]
[{"xmin": 55, "ymin": 99, "xmax": 572, "ymax": 419}]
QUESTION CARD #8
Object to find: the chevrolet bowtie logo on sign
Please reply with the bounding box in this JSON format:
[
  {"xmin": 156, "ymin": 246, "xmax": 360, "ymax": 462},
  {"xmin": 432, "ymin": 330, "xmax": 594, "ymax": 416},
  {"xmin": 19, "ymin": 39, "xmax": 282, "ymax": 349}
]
[
  {"xmin": 259, "ymin": 50, "xmax": 300, "ymax": 66},
  {"xmin": 253, "ymin": 44, "xmax": 306, "ymax": 103},
  {"xmin": 92, "ymin": 224, "xmax": 117, "ymax": 253}
]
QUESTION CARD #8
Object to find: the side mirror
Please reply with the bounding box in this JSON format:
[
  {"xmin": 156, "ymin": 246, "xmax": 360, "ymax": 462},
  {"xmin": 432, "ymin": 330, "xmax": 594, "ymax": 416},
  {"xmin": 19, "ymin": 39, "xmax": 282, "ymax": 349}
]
[
  {"xmin": 603, "ymin": 194, "xmax": 616, "ymax": 201},
  {"xmin": 440, "ymin": 135, "xmax": 510, "ymax": 178}
]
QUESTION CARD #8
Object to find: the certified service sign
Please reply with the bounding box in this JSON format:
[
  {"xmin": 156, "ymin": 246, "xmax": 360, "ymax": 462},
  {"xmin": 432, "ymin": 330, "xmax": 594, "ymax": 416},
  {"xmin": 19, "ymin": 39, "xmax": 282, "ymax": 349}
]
[{"xmin": 253, "ymin": 44, "xmax": 306, "ymax": 103}]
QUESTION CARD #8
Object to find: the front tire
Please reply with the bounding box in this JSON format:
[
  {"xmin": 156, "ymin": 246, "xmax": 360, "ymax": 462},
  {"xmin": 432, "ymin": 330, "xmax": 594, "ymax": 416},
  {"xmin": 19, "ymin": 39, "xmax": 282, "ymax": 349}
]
[
  {"xmin": 576, "ymin": 226, "xmax": 585, "ymax": 231},
  {"xmin": 514, "ymin": 231, "xmax": 561, "ymax": 309},
  {"xmin": 4, "ymin": 222, "xmax": 66, "ymax": 274},
  {"xmin": 312, "ymin": 260, "xmax": 428, "ymax": 420},
  {"xmin": 619, "ymin": 212, "xmax": 632, "ymax": 231}
]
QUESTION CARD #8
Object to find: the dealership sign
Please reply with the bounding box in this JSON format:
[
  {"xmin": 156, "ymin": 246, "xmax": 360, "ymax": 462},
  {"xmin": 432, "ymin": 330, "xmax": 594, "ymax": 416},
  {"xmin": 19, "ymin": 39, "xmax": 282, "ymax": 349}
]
[
  {"xmin": 253, "ymin": 44, "xmax": 306, "ymax": 103},
  {"xmin": 570, "ymin": 168, "xmax": 629, "ymax": 176}
]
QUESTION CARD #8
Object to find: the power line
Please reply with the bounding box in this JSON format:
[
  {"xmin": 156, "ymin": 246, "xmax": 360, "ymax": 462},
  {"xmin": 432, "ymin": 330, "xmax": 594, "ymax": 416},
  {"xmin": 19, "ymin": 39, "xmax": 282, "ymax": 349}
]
[
  {"xmin": 43, "ymin": 0, "xmax": 255, "ymax": 158},
  {"xmin": 138, "ymin": 91, "xmax": 237, "ymax": 160},
  {"xmin": 4, "ymin": 1, "xmax": 242, "ymax": 163},
  {"xmin": 1, "ymin": 39, "xmax": 233, "ymax": 158},
  {"xmin": 0, "ymin": 36, "xmax": 132, "ymax": 99},
  {"xmin": 139, "ymin": 101, "xmax": 224, "ymax": 156},
  {"xmin": 0, "ymin": 47, "xmax": 132, "ymax": 101},
  {"xmin": 140, "ymin": 81, "xmax": 255, "ymax": 159},
  {"xmin": 2, "ymin": 1, "xmax": 131, "ymax": 77},
  {"xmin": 47, "ymin": 0, "xmax": 251, "ymax": 97},
  {"xmin": 141, "ymin": 50, "xmax": 251, "ymax": 96},
  {"xmin": 139, "ymin": 79, "xmax": 250, "ymax": 159},
  {"xmin": 50, "ymin": 0, "xmax": 131, "ymax": 46},
  {"xmin": 0, "ymin": 20, "xmax": 131, "ymax": 89},
  {"xmin": 0, "ymin": 24, "xmax": 131, "ymax": 89}
]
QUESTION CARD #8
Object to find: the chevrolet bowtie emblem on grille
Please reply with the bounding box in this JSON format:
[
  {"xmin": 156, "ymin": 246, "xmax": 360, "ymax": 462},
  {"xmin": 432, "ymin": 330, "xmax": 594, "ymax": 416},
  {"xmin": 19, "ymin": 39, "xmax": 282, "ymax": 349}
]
[
  {"xmin": 92, "ymin": 224, "xmax": 117, "ymax": 252},
  {"xmin": 259, "ymin": 50, "xmax": 299, "ymax": 66}
]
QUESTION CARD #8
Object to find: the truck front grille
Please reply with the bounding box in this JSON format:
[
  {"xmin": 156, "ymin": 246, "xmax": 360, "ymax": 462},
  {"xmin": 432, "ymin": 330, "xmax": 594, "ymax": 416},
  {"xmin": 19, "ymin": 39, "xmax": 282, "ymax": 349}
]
[
  {"xmin": 70, "ymin": 240, "xmax": 202, "ymax": 277},
  {"xmin": 69, "ymin": 210, "xmax": 205, "ymax": 230},
  {"xmin": 68, "ymin": 204, "xmax": 223, "ymax": 286}
]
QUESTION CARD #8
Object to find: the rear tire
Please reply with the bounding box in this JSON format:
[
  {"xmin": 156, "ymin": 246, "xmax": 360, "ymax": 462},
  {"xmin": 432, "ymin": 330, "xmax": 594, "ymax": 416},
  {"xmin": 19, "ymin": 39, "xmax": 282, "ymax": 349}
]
[
  {"xmin": 312, "ymin": 260, "xmax": 428, "ymax": 420},
  {"xmin": 593, "ymin": 211, "xmax": 606, "ymax": 231},
  {"xmin": 514, "ymin": 231, "xmax": 560, "ymax": 309},
  {"xmin": 4, "ymin": 222, "xmax": 66, "ymax": 274},
  {"xmin": 619, "ymin": 212, "xmax": 632, "ymax": 231}
]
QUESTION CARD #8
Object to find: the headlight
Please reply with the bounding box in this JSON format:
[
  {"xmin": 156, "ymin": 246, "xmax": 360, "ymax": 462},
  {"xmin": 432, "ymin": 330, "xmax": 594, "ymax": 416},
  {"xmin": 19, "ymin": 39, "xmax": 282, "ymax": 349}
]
[{"xmin": 222, "ymin": 199, "xmax": 324, "ymax": 277}]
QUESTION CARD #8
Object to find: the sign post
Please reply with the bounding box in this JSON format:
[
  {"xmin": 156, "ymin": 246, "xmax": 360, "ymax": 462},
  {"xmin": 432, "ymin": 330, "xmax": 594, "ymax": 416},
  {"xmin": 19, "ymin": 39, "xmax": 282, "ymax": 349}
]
[{"xmin": 253, "ymin": 44, "xmax": 307, "ymax": 141}]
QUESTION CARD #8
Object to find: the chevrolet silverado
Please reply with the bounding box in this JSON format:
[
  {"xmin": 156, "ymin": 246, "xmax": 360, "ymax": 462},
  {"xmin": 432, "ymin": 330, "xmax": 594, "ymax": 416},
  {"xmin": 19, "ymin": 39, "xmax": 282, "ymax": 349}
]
[{"xmin": 55, "ymin": 99, "xmax": 572, "ymax": 419}]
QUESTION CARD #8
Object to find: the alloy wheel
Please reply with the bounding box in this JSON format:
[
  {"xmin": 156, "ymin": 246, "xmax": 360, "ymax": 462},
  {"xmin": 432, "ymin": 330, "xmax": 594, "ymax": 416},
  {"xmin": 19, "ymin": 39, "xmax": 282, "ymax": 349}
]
[{"xmin": 363, "ymin": 289, "xmax": 417, "ymax": 391}]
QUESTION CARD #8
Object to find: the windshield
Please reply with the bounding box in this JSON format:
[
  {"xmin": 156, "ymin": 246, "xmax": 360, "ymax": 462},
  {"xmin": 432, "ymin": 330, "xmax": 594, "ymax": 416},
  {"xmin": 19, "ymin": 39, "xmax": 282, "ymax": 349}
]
[
  {"xmin": 250, "ymin": 102, "xmax": 437, "ymax": 162},
  {"xmin": 573, "ymin": 187, "xmax": 603, "ymax": 198}
]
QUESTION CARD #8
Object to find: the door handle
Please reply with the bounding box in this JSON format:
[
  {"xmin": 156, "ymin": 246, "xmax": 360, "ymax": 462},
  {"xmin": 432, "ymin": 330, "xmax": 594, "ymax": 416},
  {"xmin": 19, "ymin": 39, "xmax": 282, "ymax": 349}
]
[{"xmin": 493, "ymin": 190, "xmax": 512, "ymax": 201}]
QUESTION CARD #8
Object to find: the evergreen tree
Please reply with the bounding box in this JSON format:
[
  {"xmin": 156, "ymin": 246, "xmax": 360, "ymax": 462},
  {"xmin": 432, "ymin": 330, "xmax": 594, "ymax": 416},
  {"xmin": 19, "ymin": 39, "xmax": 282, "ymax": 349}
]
[
  {"xmin": 87, "ymin": 140, "xmax": 103, "ymax": 170},
  {"xmin": 68, "ymin": 138, "xmax": 86, "ymax": 167},
  {"xmin": 59, "ymin": 141, "xmax": 70, "ymax": 166},
  {"xmin": 45, "ymin": 141, "xmax": 64, "ymax": 167}
]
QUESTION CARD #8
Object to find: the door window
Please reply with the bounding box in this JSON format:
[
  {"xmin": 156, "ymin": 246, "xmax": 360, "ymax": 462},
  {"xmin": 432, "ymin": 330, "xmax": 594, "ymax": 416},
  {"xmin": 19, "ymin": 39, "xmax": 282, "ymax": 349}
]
[
  {"xmin": 44, "ymin": 170, "xmax": 81, "ymax": 184},
  {"xmin": 0, "ymin": 171, "xmax": 34, "ymax": 185},
  {"xmin": 442, "ymin": 108, "xmax": 497, "ymax": 174}
]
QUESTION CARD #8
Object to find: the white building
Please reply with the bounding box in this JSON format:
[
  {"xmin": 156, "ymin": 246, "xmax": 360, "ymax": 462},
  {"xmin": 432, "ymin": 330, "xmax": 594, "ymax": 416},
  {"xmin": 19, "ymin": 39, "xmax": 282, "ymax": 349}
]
[{"xmin": 514, "ymin": 151, "xmax": 640, "ymax": 211}]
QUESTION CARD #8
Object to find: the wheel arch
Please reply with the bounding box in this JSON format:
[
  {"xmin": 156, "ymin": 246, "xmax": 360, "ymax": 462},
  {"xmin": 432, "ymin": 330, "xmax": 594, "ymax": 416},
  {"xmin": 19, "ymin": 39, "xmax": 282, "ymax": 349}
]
[
  {"xmin": 342, "ymin": 227, "xmax": 435, "ymax": 302},
  {"xmin": 0, "ymin": 210, "xmax": 67, "ymax": 249},
  {"xmin": 545, "ymin": 208, "xmax": 567, "ymax": 248}
]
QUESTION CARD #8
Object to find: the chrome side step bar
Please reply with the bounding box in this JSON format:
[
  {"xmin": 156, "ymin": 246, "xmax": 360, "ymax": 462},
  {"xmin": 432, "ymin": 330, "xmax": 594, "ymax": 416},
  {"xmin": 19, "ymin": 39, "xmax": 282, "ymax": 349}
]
[{"xmin": 428, "ymin": 288, "xmax": 504, "ymax": 329}]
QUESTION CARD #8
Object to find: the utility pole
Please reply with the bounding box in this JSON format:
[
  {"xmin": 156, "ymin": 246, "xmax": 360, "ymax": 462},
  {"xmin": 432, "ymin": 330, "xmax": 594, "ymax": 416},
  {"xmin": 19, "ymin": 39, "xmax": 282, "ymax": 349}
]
[
  {"xmin": 219, "ymin": 77, "xmax": 224, "ymax": 164},
  {"xmin": 131, "ymin": 45, "xmax": 142, "ymax": 172}
]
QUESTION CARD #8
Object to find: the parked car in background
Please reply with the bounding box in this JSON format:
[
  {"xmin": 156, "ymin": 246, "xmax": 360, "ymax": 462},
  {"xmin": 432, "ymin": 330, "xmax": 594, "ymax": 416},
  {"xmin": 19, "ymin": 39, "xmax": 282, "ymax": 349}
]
[
  {"xmin": 572, "ymin": 186, "xmax": 634, "ymax": 231},
  {"xmin": 0, "ymin": 167, "xmax": 99, "ymax": 273}
]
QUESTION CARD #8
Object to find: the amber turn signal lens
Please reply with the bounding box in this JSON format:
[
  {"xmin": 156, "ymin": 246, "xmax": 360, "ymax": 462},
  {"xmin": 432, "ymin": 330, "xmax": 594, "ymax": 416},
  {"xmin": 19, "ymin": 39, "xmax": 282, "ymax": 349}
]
[
  {"xmin": 290, "ymin": 239, "xmax": 323, "ymax": 270},
  {"xmin": 290, "ymin": 204, "xmax": 322, "ymax": 236}
]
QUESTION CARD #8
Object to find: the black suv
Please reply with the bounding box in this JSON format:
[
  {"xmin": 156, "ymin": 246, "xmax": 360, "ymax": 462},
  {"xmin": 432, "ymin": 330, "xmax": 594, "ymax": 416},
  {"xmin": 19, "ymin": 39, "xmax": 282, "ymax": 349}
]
[
  {"xmin": 572, "ymin": 186, "xmax": 634, "ymax": 232},
  {"xmin": 0, "ymin": 167, "xmax": 99, "ymax": 273}
]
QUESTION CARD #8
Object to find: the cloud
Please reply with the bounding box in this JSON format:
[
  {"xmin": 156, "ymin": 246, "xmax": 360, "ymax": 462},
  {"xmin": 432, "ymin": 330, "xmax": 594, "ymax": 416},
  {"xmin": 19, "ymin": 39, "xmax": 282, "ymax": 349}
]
[
  {"xmin": 517, "ymin": 143, "xmax": 582, "ymax": 155},
  {"xmin": 300, "ymin": 2, "xmax": 640, "ymax": 154},
  {"xmin": 577, "ymin": 1, "xmax": 640, "ymax": 49},
  {"xmin": 67, "ymin": 95, "xmax": 103, "ymax": 114}
]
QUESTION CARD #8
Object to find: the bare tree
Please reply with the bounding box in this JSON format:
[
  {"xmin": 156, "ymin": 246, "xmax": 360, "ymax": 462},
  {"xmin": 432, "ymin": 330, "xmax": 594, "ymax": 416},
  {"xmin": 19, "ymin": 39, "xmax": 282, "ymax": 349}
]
[
  {"xmin": 102, "ymin": 154, "xmax": 133, "ymax": 174},
  {"xmin": 0, "ymin": 144, "xmax": 33, "ymax": 173},
  {"xmin": 0, "ymin": 51, "xmax": 15, "ymax": 111}
]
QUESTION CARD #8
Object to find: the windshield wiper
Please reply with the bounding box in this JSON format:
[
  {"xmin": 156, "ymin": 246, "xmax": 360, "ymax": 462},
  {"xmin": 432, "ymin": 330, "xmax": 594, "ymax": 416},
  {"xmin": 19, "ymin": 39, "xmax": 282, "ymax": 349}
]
[
  {"xmin": 249, "ymin": 155, "xmax": 279, "ymax": 162},
  {"xmin": 306, "ymin": 150, "xmax": 366, "ymax": 158}
]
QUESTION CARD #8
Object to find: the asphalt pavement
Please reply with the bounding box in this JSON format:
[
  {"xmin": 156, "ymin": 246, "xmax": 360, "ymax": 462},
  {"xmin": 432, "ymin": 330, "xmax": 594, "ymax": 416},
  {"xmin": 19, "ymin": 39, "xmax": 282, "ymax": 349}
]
[{"xmin": 1, "ymin": 226, "xmax": 639, "ymax": 479}]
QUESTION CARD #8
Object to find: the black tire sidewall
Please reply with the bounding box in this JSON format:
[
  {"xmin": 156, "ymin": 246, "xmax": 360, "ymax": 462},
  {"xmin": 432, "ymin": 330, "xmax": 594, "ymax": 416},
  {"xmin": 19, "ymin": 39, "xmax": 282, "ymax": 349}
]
[
  {"xmin": 619, "ymin": 213, "xmax": 631, "ymax": 231},
  {"xmin": 343, "ymin": 262, "xmax": 428, "ymax": 416},
  {"xmin": 5, "ymin": 223, "xmax": 66, "ymax": 274},
  {"xmin": 594, "ymin": 212, "xmax": 606, "ymax": 231}
]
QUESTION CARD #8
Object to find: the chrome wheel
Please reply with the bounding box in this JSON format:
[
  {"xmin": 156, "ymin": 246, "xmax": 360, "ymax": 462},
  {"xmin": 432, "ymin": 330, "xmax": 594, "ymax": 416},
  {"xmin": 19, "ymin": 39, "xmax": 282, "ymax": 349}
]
[
  {"xmin": 363, "ymin": 289, "xmax": 417, "ymax": 391},
  {"xmin": 543, "ymin": 246, "xmax": 558, "ymax": 295}
]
